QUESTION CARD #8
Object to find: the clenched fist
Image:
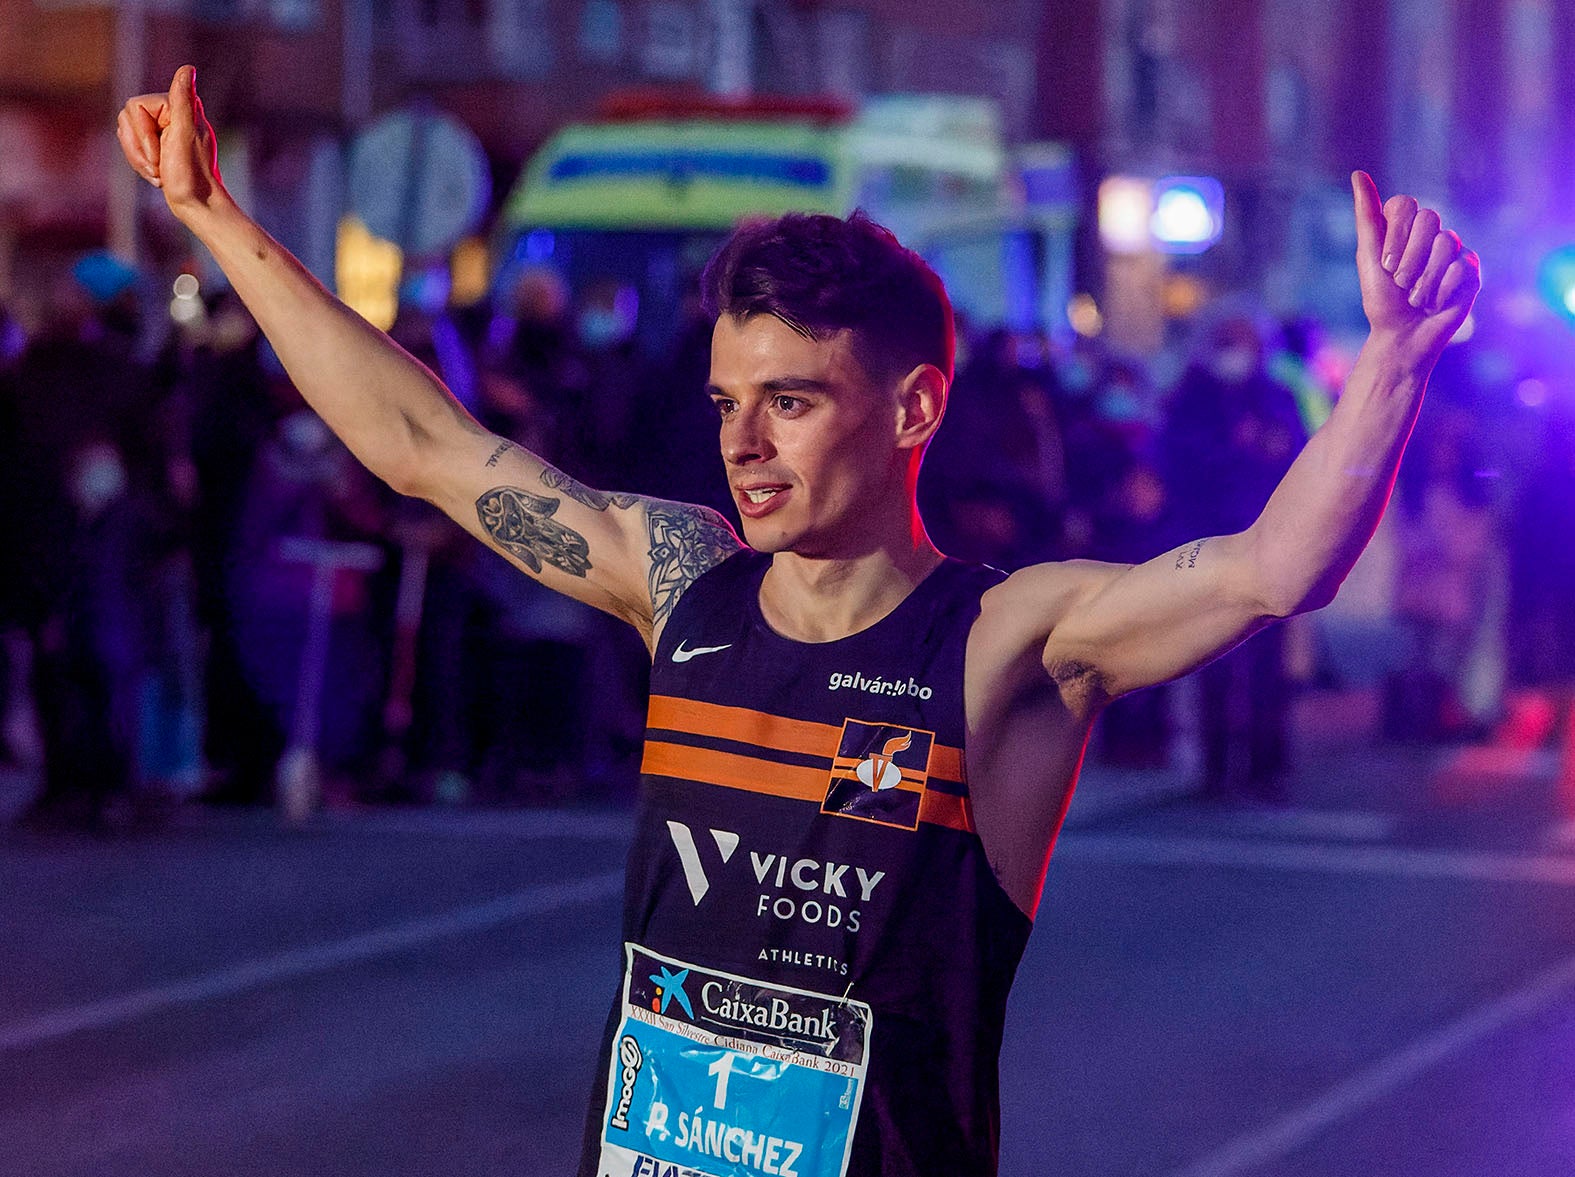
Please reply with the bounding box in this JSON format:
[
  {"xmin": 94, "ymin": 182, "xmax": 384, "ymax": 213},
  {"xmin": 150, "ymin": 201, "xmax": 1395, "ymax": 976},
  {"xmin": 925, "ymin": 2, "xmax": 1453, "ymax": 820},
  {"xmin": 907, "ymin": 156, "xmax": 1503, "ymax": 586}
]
[
  {"xmin": 1351, "ymin": 171, "xmax": 1481, "ymax": 366},
  {"xmin": 116, "ymin": 65, "xmax": 224, "ymax": 220}
]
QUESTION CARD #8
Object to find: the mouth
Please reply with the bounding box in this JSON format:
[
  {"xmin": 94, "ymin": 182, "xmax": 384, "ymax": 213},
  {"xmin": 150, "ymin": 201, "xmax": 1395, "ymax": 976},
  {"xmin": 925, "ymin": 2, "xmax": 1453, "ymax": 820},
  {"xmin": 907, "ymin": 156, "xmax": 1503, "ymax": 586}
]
[{"xmin": 735, "ymin": 483, "xmax": 792, "ymax": 518}]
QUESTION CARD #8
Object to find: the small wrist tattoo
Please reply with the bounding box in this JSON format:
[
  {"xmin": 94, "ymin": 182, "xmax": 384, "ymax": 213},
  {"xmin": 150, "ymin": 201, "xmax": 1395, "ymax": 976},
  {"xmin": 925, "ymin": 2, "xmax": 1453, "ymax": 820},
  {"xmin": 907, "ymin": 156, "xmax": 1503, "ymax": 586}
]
[{"xmin": 484, "ymin": 441, "xmax": 514, "ymax": 468}]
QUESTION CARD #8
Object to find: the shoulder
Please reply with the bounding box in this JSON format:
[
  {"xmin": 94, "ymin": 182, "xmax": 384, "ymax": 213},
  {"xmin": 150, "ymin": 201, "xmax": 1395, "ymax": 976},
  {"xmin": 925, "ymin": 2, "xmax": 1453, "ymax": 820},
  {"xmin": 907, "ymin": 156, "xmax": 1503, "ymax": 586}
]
[
  {"xmin": 966, "ymin": 559, "xmax": 1130, "ymax": 700},
  {"xmin": 975, "ymin": 559, "xmax": 1127, "ymax": 637},
  {"xmin": 642, "ymin": 500, "xmax": 748, "ymax": 635}
]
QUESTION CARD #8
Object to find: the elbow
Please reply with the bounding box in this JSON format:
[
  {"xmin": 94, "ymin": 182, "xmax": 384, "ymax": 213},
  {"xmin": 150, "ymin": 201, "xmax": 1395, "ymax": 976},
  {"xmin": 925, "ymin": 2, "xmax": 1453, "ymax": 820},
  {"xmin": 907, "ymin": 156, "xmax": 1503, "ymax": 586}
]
[
  {"xmin": 382, "ymin": 448, "xmax": 435, "ymax": 501},
  {"xmin": 1245, "ymin": 530, "xmax": 1342, "ymax": 619},
  {"xmin": 377, "ymin": 412, "xmax": 445, "ymax": 500},
  {"xmin": 1259, "ymin": 574, "xmax": 1340, "ymax": 620}
]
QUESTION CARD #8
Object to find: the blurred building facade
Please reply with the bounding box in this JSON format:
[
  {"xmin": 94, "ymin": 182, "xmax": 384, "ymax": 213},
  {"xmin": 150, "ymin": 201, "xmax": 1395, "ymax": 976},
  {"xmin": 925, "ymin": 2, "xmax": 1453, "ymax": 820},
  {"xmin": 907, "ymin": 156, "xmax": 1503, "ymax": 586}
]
[{"xmin": 1, "ymin": 0, "xmax": 1573, "ymax": 324}]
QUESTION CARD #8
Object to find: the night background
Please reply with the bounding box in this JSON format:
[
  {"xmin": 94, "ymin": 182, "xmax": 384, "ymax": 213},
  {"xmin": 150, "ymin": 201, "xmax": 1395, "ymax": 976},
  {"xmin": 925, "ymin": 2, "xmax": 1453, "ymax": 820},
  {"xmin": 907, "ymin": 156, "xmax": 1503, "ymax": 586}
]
[{"xmin": 2, "ymin": 1, "xmax": 1574, "ymax": 1174}]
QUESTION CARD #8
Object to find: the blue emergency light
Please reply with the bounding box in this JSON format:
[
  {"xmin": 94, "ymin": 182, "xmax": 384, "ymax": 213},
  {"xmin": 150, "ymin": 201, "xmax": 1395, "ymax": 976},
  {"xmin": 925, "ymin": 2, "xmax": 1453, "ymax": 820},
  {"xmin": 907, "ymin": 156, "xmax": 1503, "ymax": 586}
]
[{"xmin": 1150, "ymin": 176, "xmax": 1225, "ymax": 254}]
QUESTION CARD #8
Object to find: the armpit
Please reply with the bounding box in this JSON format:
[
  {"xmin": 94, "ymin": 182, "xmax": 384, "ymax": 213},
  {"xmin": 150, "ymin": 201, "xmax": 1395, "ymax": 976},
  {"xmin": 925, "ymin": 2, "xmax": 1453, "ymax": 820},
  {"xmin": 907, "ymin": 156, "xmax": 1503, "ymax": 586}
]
[{"xmin": 1041, "ymin": 653, "xmax": 1112, "ymax": 708}]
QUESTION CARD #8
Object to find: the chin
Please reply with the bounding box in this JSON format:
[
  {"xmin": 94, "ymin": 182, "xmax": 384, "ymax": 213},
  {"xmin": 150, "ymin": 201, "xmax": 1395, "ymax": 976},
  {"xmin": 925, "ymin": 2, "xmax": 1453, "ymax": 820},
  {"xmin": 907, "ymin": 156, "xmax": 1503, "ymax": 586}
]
[{"xmin": 740, "ymin": 521, "xmax": 792, "ymax": 554}]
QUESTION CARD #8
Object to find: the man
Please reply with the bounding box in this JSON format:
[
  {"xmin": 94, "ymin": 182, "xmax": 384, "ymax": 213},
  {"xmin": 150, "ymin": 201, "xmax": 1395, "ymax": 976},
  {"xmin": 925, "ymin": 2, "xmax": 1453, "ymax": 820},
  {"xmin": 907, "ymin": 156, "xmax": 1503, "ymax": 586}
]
[{"xmin": 119, "ymin": 67, "xmax": 1478, "ymax": 1176}]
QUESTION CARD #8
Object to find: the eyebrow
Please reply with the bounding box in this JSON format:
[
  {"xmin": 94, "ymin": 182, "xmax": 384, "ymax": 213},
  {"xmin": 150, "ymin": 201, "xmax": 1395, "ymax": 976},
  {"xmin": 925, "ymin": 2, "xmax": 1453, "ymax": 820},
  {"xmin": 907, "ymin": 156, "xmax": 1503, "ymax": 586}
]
[{"xmin": 705, "ymin": 376, "xmax": 833, "ymax": 398}]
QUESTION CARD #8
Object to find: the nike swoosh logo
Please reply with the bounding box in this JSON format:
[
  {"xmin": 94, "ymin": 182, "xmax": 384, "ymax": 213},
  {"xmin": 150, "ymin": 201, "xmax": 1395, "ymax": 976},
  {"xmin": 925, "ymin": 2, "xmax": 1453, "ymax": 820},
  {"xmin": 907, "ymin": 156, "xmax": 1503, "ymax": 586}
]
[{"xmin": 672, "ymin": 641, "xmax": 733, "ymax": 663}]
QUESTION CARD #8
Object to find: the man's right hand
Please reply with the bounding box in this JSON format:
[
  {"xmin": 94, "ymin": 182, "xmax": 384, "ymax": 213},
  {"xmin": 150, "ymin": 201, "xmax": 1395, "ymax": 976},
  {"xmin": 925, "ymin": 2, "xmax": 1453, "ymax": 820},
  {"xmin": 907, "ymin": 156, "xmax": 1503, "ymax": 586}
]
[{"xmin": 116, "ymin": 64, "xmax": 224, "ymax": 219}]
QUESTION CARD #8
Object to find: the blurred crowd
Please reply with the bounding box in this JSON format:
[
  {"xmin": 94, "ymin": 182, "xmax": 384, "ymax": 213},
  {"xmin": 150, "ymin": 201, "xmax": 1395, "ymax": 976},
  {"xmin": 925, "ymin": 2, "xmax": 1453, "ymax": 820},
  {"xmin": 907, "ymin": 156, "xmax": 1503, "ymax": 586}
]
[{"xmin": 3, "ymin": 254, "xmax": 1574, "ymax": 828}]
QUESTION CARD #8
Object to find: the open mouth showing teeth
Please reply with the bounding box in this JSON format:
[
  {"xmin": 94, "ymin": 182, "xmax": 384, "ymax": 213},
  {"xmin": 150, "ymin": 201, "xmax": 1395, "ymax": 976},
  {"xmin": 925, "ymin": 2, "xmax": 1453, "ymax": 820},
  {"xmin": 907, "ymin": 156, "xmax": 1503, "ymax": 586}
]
[{"xmin": 742, "ymin": 488, "xmax": 782, "ymax": 504}]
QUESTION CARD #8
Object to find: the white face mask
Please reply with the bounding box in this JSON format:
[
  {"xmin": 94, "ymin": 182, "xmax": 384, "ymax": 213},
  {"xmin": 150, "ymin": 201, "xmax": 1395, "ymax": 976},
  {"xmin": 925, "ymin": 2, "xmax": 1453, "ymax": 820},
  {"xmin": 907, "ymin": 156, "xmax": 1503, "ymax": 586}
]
[
  {"xmin": 72, "ymin": 448, "xmax": 127, "ymax": 515},
  {"xmin": 1208, "ymin": 347, "xmax": 1257, "ymax": 385}
]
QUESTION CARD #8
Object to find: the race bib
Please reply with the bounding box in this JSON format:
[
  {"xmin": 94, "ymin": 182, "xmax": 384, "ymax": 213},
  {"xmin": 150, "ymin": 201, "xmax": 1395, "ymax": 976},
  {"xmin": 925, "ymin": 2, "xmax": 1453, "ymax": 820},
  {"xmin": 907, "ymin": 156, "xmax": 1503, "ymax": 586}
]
[{"xmin": 597, "ymin": 944, "xmax": 872, "ymax": 1177}]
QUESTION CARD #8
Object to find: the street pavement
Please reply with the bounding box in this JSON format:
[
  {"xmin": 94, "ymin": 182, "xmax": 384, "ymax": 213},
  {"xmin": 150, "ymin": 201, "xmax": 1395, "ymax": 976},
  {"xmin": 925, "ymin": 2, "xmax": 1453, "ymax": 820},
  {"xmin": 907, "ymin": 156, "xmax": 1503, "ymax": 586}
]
[{"xmin": 2, "ymin": 710, "xmax": 1573, "ymax": 1177}]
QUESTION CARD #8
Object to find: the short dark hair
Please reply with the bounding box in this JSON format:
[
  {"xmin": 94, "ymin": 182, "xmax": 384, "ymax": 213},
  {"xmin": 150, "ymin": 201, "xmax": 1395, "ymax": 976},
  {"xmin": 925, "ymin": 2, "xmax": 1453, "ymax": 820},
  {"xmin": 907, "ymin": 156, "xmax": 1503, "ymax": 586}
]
[{"xmin": 700, "ymin": 210, "xmax": 955, "ymax": 383}]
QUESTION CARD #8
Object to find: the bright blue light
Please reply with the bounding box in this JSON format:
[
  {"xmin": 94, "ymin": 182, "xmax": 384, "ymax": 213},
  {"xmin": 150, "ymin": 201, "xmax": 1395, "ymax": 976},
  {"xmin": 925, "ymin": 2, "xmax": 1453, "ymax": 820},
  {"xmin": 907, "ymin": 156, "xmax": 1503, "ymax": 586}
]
[
  {"xmin": 1151, "ymin": 176, "xmax": 1224, "ymax": 254},
  {"xmin": 1540, "ymin": 244, "xmax": 1575, "ymax": 323},
  {"xmin": 521, "ymin": 229, "xmax": 556, "ymax": 263}
]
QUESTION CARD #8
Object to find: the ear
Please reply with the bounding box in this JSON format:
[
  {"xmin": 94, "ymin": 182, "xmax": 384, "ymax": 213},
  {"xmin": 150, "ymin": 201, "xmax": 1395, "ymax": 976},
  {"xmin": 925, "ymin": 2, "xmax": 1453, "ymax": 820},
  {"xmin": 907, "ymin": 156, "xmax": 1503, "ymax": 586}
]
[{"xmin": 894, "ymin": 363, "xmax": 948, "ymax": 451}]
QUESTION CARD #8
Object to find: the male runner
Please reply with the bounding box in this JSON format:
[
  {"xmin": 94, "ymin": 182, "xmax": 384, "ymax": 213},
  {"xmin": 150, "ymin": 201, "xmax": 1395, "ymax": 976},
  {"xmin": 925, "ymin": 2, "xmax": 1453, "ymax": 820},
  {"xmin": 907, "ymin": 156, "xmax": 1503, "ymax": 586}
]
[{"xmin": 119, "ymin": 66, "xmax": 1479, "ymax": 1176}]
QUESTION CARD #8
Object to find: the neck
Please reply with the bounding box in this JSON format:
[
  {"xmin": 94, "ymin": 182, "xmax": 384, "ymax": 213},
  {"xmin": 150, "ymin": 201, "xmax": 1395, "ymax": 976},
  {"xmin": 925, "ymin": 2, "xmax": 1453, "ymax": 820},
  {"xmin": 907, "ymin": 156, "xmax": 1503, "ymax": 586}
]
[{"xmin": 759, "ymin": 526, "xmax": 944, "ymax": 643}]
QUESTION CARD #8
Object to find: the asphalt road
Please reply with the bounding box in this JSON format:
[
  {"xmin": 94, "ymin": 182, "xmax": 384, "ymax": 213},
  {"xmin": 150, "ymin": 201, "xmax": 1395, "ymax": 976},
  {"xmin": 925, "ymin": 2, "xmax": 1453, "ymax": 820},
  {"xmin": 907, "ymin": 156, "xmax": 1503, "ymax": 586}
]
[{"xmin": 2, "ymin": 738, "xmax": 1572, "ymax": 1177}]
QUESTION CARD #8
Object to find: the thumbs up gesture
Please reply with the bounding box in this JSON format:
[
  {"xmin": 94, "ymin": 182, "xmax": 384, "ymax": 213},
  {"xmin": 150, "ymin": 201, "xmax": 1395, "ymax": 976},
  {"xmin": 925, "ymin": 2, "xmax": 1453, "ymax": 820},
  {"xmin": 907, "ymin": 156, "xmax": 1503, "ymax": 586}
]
[
  {"xmin": 116, "ymin": 65, "xmax": 225, "ymax": 221},
  {"xmin": 1351, "ymin": 171, "xmax": 1480, "ymax": 365}
]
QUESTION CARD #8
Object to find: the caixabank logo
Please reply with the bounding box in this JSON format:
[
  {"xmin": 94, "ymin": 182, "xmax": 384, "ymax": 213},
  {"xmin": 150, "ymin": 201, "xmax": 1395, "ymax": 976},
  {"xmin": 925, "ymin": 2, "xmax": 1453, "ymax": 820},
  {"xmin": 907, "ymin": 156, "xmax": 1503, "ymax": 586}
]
[
  {"xmin": 821, "ymin": 720, "xmax": 935, "ymax": 831},
  {"xmin": 626, "ymin": 949, "xmax": 865, "ymax": 1062}
]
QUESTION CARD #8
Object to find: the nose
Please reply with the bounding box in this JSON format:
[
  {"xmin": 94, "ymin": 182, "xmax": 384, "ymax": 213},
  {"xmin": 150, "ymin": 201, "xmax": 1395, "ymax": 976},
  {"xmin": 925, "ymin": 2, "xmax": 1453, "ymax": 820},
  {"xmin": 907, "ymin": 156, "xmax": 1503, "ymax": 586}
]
[{"xmin": 721, "ymin": 402, "xmax": 773, "ymax": 467}]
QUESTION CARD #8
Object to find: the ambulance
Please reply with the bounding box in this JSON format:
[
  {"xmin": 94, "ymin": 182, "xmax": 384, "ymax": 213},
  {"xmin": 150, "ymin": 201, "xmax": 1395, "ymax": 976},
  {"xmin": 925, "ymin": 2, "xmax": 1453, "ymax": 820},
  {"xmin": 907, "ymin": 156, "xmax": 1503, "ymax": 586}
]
[{"xmin": 496, "ymin": 90, "xmax": 1079, "ymax": 355}]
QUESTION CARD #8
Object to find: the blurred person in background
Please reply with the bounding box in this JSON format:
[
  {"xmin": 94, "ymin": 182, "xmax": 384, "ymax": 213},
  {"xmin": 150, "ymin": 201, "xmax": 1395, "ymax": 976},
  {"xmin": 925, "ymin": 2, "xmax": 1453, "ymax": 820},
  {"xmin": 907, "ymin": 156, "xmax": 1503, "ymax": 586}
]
[
  {"xmin": 25, "ymin": 434, "xmax": 181, "ymax": 828},
  {"xmin": 1071, "ymin": 355, "xmax": 1174, "ymax": 767},
  {"xmin": 227, "ymin": 386, "xmax": 392, "ymax": 805},
  {"xmin": 1271, "ymin": 315, "xmax": 1340, "ymax": 437},
  {"xmin": 118, "ymin": 67, "xmax": 1478, "ymax": 1174},
  {"xmin": 920, "ymin": 326, "xmax": 1068, "ymax": 568},
  {"xmin": 1161, "ymin": 304, "xmax": 1309, "ymax": 802},
  {"xmin": 1505, "ymin": 403, "xmax": 1575, "ymax": 760},
  {"xmin": 185, "ymin": 290, "xmax": 278, "ymax": 801},
  {"xmin": 627, "ymin": 291, "xmax": 740, "ymax": 518},
  {"xmin": 5, "ymin": 261, "xmax": 170, "ymax": 825},
  {"xmin": 489, "ymin": 265, "xmax": 583, "ymax": 464},
  {"xmin": 1388, "ymin": 402, "xmax": 1501, "ymax": 740}
]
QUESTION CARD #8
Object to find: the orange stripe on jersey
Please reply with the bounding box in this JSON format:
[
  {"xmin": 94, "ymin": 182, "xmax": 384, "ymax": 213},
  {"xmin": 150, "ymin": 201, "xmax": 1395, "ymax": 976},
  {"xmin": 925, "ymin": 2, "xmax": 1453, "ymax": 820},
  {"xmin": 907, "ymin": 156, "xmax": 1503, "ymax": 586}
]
[
  {"xmin": 919, "ymin": 788, "xmax": 975, "ymax": 833},
  {"xmin": 642, "ymin": 741, "xmax": 827, "ymax": 803},
  {"xmin": 645, "ymin": 695, "xmax": 975, "ymax": 831},
  {"xmin": 648, "ymin": 695, "xmax": 841, "ymax": 759},
  {"xmin": 930, "ymin": 745, "xmax": 965, "ymax": 783},
  {"xmin": 652, "ymin": 694, "xmax": 969, "ymax": 782}
]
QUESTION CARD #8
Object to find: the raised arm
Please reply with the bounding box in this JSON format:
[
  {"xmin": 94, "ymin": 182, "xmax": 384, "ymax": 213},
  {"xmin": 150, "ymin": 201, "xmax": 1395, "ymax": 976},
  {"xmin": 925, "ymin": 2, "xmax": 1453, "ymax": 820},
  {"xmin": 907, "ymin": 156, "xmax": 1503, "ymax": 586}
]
[
  {"xmin": 118, "ymin": 67, "xmax": 740, "ymax": 646},
  {"xmin": 1024, "ymin": 170, "xmax": 1480, "ymax": 704}
]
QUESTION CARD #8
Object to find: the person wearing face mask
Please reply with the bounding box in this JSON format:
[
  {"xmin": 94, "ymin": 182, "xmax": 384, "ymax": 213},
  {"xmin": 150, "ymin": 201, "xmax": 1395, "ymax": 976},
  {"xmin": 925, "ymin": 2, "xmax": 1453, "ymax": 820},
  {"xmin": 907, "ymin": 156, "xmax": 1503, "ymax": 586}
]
[
  {"xmin": 23, "ymin": 438, "xmax": 175, "ymax": 828},
  {"xmin": 1160, "ymin": 309, "xmax": 1309, "ymax": 802}
]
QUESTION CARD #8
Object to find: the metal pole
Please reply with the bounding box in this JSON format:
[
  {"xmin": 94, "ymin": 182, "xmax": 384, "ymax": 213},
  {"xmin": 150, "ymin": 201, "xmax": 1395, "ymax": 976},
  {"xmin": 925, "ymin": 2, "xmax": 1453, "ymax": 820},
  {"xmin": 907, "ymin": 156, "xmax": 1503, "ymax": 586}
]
[{"xmin": 109, "ymin": 0, "xmax": 147, "ymax": 265}]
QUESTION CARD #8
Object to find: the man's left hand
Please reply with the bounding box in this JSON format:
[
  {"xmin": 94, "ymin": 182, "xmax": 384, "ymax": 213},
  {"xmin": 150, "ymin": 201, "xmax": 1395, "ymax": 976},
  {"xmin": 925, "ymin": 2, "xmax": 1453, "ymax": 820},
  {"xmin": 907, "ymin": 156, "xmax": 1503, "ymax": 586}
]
[{"xmin": 1352, "ymin": 170, "xmax": 1481, "ymax": 365}]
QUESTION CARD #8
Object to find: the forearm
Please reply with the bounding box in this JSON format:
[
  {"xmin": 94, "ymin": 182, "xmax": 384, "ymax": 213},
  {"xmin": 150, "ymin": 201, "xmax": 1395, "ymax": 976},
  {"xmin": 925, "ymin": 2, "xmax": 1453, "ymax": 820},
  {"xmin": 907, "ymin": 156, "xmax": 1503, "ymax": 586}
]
[
  {"xmin": 181, "ymin": 194, "xmax": 479, "ymax": 495},
  {"xmin": 1248, "ymin": 336, "xmax": 1426, "ymax": 615}
]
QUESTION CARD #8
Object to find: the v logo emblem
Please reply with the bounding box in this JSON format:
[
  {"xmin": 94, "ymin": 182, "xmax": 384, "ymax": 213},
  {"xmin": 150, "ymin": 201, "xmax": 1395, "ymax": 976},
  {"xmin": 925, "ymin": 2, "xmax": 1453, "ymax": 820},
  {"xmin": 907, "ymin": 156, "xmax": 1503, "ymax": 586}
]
[{"xmin": 665, "ymin": 821, "xmax": 741, "ymax": 905}]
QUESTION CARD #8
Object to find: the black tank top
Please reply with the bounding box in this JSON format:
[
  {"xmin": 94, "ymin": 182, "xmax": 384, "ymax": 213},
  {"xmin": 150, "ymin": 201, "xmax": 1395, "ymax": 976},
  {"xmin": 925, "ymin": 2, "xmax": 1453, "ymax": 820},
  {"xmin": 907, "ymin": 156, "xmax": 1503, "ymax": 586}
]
[{"xmin": 580, "ymin": 551, "xmax": 1032, "ymax": 1177}]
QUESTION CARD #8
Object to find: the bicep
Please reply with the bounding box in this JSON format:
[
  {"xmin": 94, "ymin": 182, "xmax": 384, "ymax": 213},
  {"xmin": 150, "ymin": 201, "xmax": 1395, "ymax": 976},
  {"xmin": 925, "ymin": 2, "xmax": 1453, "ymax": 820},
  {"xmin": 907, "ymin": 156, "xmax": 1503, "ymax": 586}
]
[
  {"xmin": 1039, "ymin": 533, "xmax": 1276, "ymax": 699},
  {"xmin": 418, "ymin": 427, "xmax": 741, "ymax": 639}
]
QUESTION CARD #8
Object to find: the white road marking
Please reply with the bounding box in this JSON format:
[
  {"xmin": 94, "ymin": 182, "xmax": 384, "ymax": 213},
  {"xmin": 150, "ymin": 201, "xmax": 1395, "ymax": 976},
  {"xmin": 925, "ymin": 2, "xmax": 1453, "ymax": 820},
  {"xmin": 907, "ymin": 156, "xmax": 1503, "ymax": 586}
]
[
  {"xmin": 1164, "ymin": 947, "xmax": 1575, "ymax": 1177},
  {"xmin": 0, "ymin": 871, "xmax": 623, "ymax": 1056},
  {"xmin": 1057, "ymin": 832, "xmax": 1575, "ymax": 888}
]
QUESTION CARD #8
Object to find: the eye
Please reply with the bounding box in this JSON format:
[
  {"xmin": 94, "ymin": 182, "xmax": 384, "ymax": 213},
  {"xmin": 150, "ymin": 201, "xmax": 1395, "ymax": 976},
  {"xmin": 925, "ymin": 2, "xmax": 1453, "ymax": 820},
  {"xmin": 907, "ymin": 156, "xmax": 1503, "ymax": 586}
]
[
  {"xmin": 773, "ymin": 395, "xmax": 804, "ymax": 414},
  {"xmin": 712, "ymin": 397, "xmax": 737, "ymax": 419}
]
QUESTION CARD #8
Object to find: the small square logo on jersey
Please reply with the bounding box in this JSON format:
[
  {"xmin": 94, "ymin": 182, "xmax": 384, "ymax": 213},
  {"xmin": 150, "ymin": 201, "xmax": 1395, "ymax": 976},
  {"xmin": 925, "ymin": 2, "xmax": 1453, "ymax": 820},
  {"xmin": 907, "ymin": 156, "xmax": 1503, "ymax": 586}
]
[{"xmin": 822, "ymin": 719, "xmax": 935, "ymax": 830}]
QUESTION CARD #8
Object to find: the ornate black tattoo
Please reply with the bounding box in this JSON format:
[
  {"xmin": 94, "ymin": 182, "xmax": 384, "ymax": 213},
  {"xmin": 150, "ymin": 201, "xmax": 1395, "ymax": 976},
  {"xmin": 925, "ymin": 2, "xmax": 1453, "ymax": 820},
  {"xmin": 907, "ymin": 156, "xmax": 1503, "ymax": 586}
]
[
  {"xmin": 476, "ymin": 487, "xmax": 592, "ymax": 578},
  {"xmin": 645, "ymin": 503, "xmax": 742, "ymax": 626},
  {"xmin": 484, "ymin": 441, "xmax": 514, "ymax": 468},
  {"xmin": 1174, "ymin": 539, "xmax": 1206, "ymax": 571},
  {"xmin": 540, "ymin": 466, "xmax": 639, "ymax": 512}
]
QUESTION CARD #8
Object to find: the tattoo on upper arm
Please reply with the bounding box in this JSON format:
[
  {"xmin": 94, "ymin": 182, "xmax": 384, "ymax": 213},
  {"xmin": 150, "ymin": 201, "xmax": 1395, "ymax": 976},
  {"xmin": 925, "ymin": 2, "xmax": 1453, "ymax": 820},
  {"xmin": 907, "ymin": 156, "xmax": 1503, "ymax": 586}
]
[
  {"xmin": 476, "ymin": 486, "xmax": 592, "ymax": 578},
  {"xmin": 484, "ymin": 441, "xmax": 514, "ymax": 468},
  {"xmin": 540, "ymin": 466, "xmax": 639, "ymax": 512},
  {"xmin": 1174, "ymin": 539, "xmax": 1206, "ymax": 571},
  {"xmin": 645, "ymin": 503, "xmax": 742, "ymax": 626}
]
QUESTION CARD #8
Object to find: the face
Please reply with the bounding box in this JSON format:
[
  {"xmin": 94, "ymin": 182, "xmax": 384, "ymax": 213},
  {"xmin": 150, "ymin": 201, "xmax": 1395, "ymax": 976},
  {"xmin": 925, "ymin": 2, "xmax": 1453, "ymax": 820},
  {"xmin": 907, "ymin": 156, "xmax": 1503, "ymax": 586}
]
[{"xmin": 707, "ymin": 314, "xmax": 917, "ymax": 556}]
